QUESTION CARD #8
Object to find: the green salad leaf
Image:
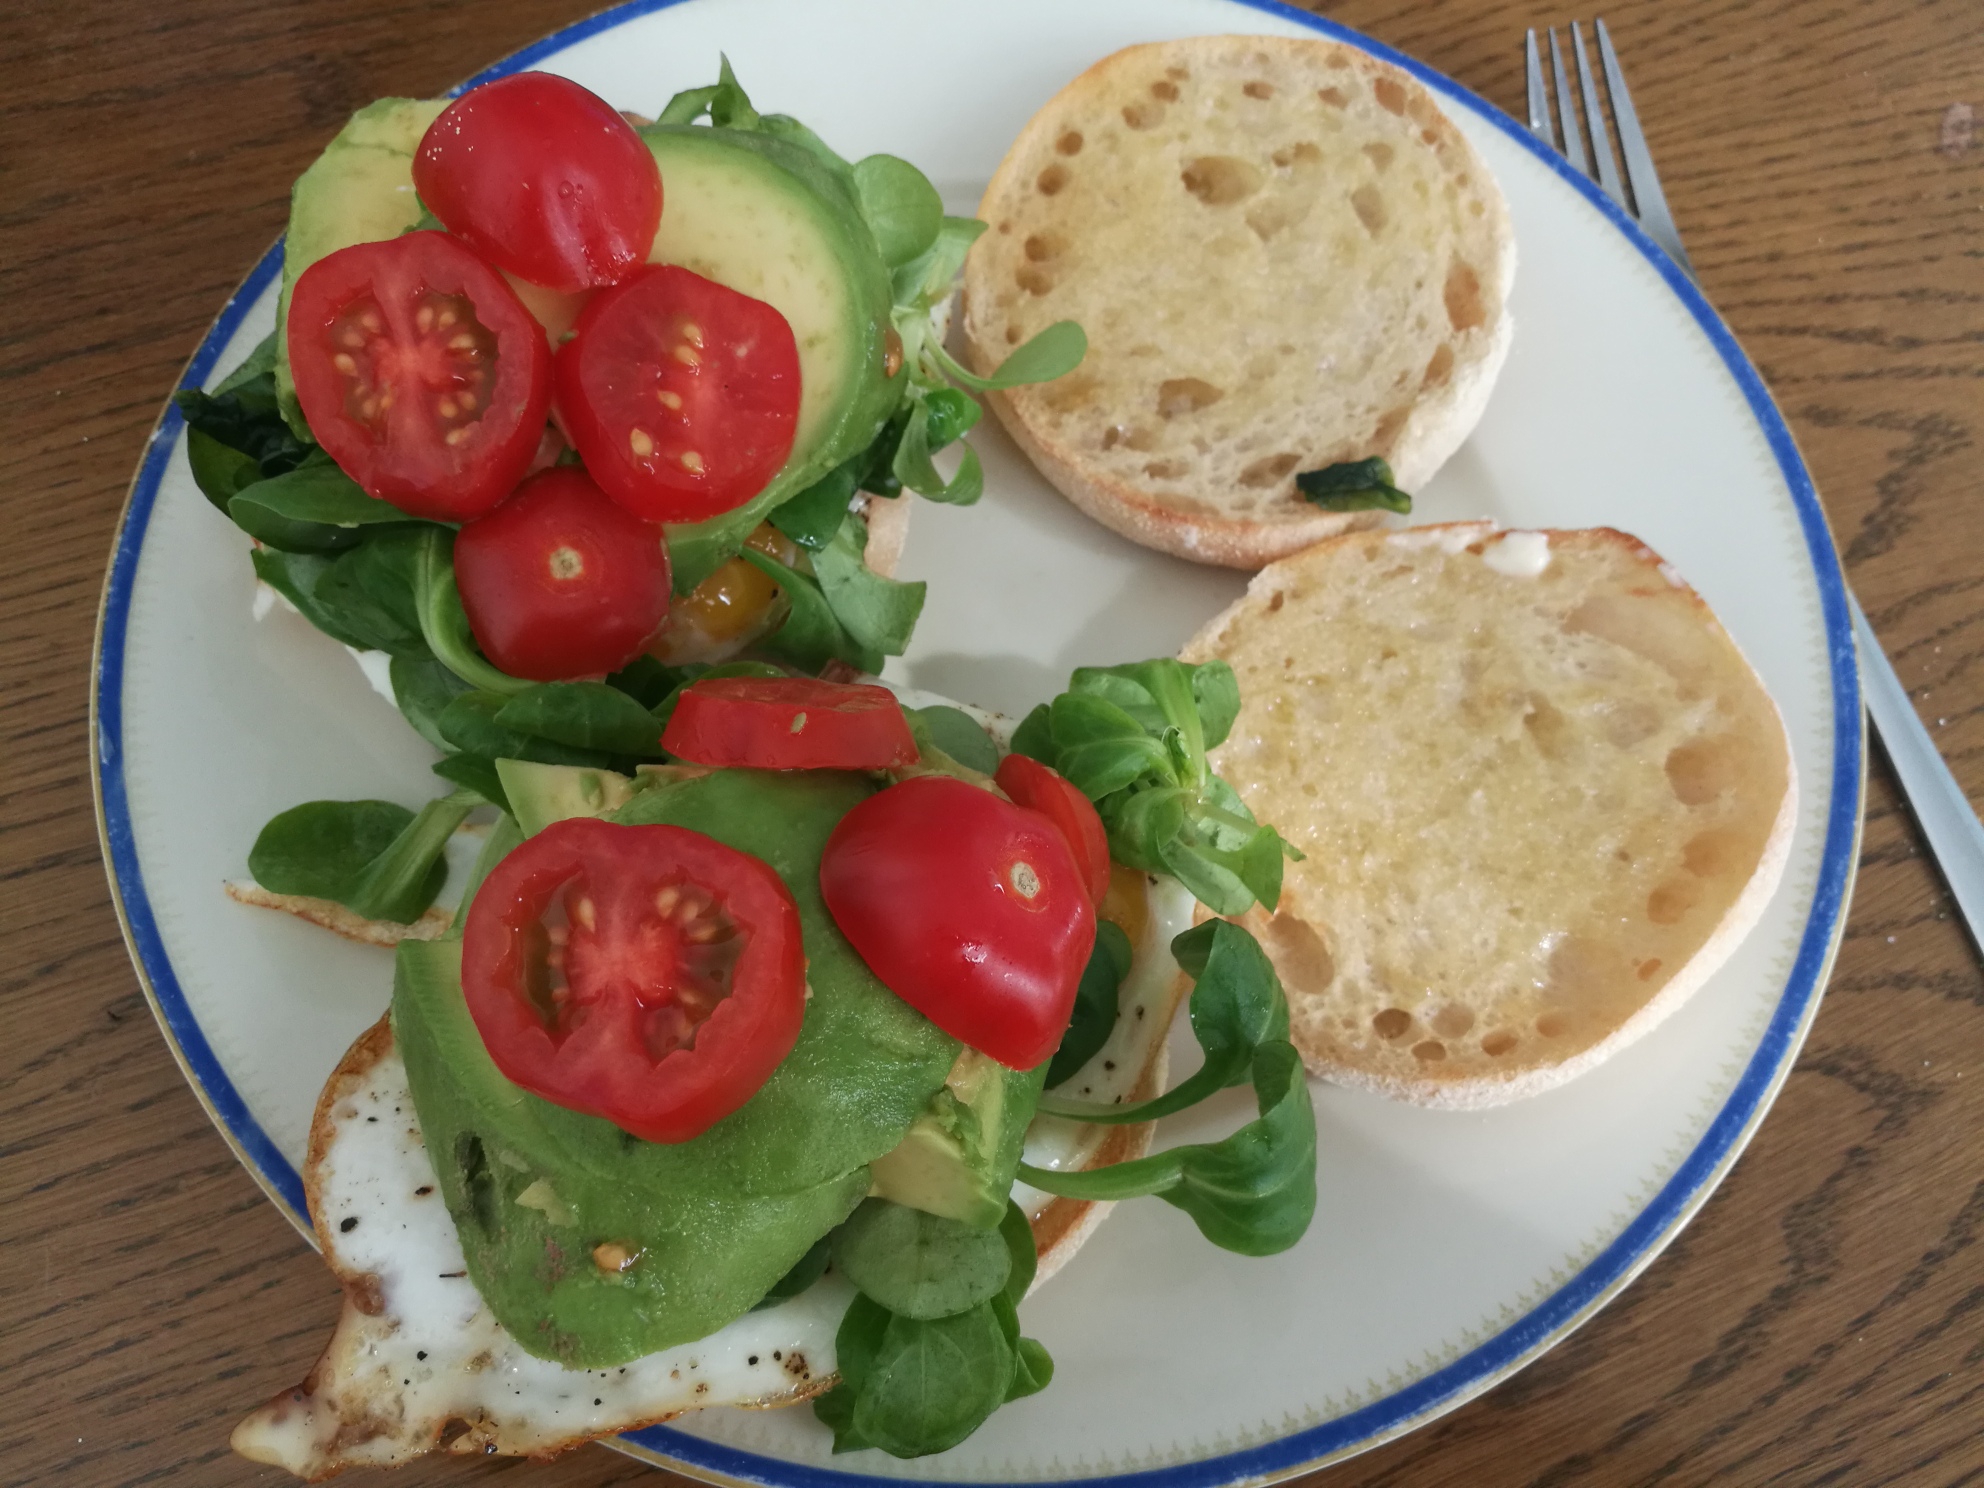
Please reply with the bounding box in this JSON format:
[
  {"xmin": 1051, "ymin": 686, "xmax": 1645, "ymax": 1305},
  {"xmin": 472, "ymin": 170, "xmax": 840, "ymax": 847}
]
[
  {"xmin": 1295, "ymin": 456, "xmax": 1412, "ymax": 514},
  {"xmin": 1021, "ymin": 922, "xmax": 1316, "ymax": 1256},
  {"xmin": 1045, "ymin": 920, "xmax": 1133, "ymax": 1089},
  {"xmin": 246, "ymin": 787, "xmax": 481, "ymax": 925},
  {"xmin": 1013, "ymin": 659, "xmax": 1298, "ymax": 916}
]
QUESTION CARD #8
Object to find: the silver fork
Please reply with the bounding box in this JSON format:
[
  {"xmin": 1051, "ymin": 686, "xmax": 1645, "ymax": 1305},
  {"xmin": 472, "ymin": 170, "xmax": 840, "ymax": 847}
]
[{"xmin": 1526, "ymin": 20, "xmax": 1984, "ymax": 954}]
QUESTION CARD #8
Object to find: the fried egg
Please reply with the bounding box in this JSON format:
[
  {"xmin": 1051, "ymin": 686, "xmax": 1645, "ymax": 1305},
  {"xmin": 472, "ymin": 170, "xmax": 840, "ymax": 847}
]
[{"xmin": 233, "ymin": 877, "xmax": 1195, "ymax": 1479}]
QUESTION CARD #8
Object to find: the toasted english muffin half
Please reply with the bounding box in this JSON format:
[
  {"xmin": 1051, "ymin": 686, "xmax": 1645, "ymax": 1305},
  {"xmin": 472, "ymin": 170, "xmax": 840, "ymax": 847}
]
[
  {"xmin": 233, "ymin": 875, "xmax": 1191, "ymax": 1479},
  {"xmin": 1181, "ymin": 524, "xmax": 1797, "ymax": 1107},
  {"xmin": 962, "ymin": 35, "xmax": 1514, "ymax": 569}
]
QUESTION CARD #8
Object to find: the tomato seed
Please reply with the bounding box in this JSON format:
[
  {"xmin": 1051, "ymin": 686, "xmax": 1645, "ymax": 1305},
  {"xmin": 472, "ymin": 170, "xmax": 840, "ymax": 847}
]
[
  {"xmin": 673, "ymin": 344, "xmax": 701, "ymax": 367},
  {"xmin": 416, "ymin": 305, "xmax": 435, "ymax": 333},
  {"xmin": 657, "ymin": 390, "xmax": 682, "ymax": 410},
  {"xmin": 679, "ymin": 451, "xmax": 704, "ymax": 473},
  {"xmin": 332, "ymin": 353, "xmax": 356, "ymax": 375},
  {"xmin": 574, "ymin": 897, "xmax": 597, "ymax": 930},
  {"xmin": 438, "ymin": 398, "xmax": 459, "ymax": 419},
  {"xmin": 680, "ymin": 321, "xmax": 705, "ymax": 348},
  {"xmin": 629, "ymin": 428, "xmax": 655, "ymax": 457},
  {"xmin": 789, "ymin": 712, "xmax": 807, "ymax": 734},
  {"xmin": 458, "ymin": 391, "xmax": 478, "ymax": 411},
  {"xmin": 655, "ymin": 886, "xmax": 680, "ymax": 916}
]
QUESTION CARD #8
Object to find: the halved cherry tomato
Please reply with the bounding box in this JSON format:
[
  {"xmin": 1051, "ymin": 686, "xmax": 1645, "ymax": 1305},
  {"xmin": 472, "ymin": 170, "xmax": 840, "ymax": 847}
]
[
  {"xmin": 663, "ymin": 677, "xmax": 919, "ymax": 771},
  {"xmin": 556, "ymin": 265, "xmax": 800, "ymax": 522},
  {"xmin": 462, "ymin": 816, "xmax": 805, "ymax": 1143},
  {"xmin": 454, "ymin": 466, "xmax": 671, "ymax": 681},
  {"xmin": 995, "ymin": 754, "xmax": 1112, "ymax": 905},
  {"xmin": 287, "ymin": 232, "xmax": 552, "ymax": 520},
  {"xmin": 413, "ymin": 72, "xmax": 662, "ymax": 294},
  {"xmin": 820, "ymin": 775, "xmax": 1095, "ymax": 1069}
]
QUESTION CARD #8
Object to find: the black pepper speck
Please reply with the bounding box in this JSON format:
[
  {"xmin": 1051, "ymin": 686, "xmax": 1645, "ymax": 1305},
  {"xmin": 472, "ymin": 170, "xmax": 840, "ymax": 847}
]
[{"xmin": 340, "ymin": 1216, "xmax": 358, "ymax": 1233}]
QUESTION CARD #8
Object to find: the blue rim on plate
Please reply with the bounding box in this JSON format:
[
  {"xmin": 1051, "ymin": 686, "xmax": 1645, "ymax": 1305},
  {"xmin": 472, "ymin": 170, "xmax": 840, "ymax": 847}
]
[{"xmin": 91, "ymin": 0, "xmax": 1862, "ymax": 1482}]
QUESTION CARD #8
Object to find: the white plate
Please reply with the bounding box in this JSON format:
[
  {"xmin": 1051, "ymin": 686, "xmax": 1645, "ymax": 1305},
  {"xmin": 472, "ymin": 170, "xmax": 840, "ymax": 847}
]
[{"xmin": 94, "ymin": 0, "xmax": 1861, "ymax": 1482}]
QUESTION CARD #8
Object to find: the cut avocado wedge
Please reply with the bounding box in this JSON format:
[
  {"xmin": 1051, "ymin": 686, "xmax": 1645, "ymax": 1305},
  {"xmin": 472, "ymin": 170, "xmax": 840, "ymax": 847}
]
[
  {"xmin": 276, "ymin": 97, "xmax": 448, "ymax": 435},
  {"xmin": 640, "ymin": 125, "xmax": 901, "ymax": 591}
]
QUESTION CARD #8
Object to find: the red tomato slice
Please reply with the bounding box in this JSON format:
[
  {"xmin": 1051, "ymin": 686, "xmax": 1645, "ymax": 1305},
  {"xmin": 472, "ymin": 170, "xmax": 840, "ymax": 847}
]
[
  {"xmin": 454, "ymin": 466, "xmax": 671, "ymax": 681},
  {"xmin": 819, "ymin": 776, "xmax": 1095, "ymax": 1069},
  {"xmin": 995, "ymin": 754, "xmax": 1112, "ymax": 905},
  {"xmin": 555, "ymin": 265, "xmax": 800, "ymax": 522},
  {"xmin": 414, "ymin": 72, "xmax": 662, "ymax": 294},
  {"xmin": 288, "ymin": 232, "xmax": 552, "ymax": 520},
  {"xmin": 662, "ymin": 677, "xmax": 919, "ymax": 771},
  {"xmin": 462, "ymin": 816, "xmax": 806, "ymax": 1143}
]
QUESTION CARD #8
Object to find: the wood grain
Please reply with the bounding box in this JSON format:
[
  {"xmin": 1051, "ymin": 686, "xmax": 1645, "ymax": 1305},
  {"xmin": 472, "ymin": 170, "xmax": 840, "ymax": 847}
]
[{"xmin": 2, "ymin": 1, "xmax": 1979, "ymax": 1485}]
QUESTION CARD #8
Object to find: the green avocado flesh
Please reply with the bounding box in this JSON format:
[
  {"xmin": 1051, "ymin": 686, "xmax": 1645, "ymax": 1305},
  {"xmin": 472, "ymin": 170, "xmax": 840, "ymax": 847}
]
[
  {"xmin": 639, "ymin": 126, "xmax": 901, "ymax": 592},
  {"xmin": 872, "ymin": 1050, "xmax": 1047, "ymax": 1230},
  {"xmin": 276, "ymin": 97, "xmax": 447, "ymax": 426},
  {"xmin": 392, "ymin": 769, "xmax": 961, "ymax": 1367}
]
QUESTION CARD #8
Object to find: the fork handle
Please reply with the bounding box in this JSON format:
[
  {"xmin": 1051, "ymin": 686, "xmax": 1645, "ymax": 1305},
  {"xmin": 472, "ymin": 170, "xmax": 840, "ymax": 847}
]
[{"xmin": 1850, "ymin": 589, "xmax": 1984, "ymax": 950}]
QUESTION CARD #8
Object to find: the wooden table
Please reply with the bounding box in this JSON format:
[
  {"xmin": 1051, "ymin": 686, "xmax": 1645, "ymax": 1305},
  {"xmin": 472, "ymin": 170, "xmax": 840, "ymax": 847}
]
[{"xmin": 4, "ymin": 0, "xmax": 1979, "ymax": 1483}]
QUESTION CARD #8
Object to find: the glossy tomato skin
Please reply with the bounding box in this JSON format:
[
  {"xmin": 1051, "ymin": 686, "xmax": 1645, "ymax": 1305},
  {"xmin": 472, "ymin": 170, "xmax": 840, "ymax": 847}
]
[
  {"xmin": 820, "ymin": 775, "xmax": 1095, "ymax": 1069},
  {"xmin": 462, "ymin": 817, "xmax": 806, "ymax": 1143},
  {"xmin": 414, "ymin": 72, "xmax": 662, "ymax": 294},
  {"xmin": 663, "ymin": 677, "xmax": 919, "ymax": 771},
  {"xmin": 454, "ymin": 466, "xmax": 671, "ymax": 681},
  {"xmin": 995, "ymin": 754, "xmax": 1112, "ymax": 904},
  {"xmin": 288, "ymin": 232, "xmax": 552, "ymax": 520},
  {"xmin": 556, "ymin": 265, "xmax": 800, "ymax": 523}
]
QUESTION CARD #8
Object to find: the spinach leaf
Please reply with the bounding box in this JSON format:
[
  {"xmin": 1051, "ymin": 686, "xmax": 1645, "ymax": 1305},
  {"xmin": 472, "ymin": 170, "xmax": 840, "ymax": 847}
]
[
  {"xmin": 213, "ymin": 331, "xmax": 280, "ymax": 396},
  {"xmin": 603, "ymin": 653, "xmax": 683, "ymax": 710},
  {"xmin": 341, "ymin": 788, "xmax": 480, "ymax": 923},
  {"xmin": 248, "ymin": 799, "xmax": 416, "ymax": 899},
  {"xmin": 911, "ymin": 705, "xmax": 999, "ymax": 776},
  {"xmin": 431, "ymin": 753, "xmax": 511, "ymax": 816},
  {"xmin": 409, "ymin": 527, "xmax": 530, "ymax": 694},
  {"xmin": 751, "ymin": 1233, "xmax": 832, "ymax": 1310},
  {"xmin": 312, "ymin": 530, "xmax": 430, "ymax": 656},
  {"xmin": 845, "ymin": 1303, "xmax": 1015, "ymax": 1458},
  {"xmin": 739, "ymin": 548, "xmax": 880, "ymax": 675},
  {"xmin": 186, "ymin": 429, "xmax": 263, "ymax": 514},
  {"xmin": 1041, "ymin": 919, "xmax": 1285, "ymax": 1123},
  {"xmin": 814, "ymin": 1293, "xmax": 891, "ymax": 1453},
  {"xmin": 830, "ymin": 1199, "xmax": 1011, "ymax": 1321},
  {"xmin": 246, "ymin": 788, "xmax": 479, "ymax": 925},
  {"xmin": 228, "ymin": 455, "xmax": 421, "ymax": 552},
  {"xmin": 1295, "ymin": 456, "xmax": 1412, "ymax": 514},
  {"xmin": 436, "ymin": 692, "xmax": 620, "ymax": 771},
  {"xmin": 390, "ymin": 653, "xmax": 473, "ymax": 750},
  {"xmin": 1020, "ymin": 658, "xmax": 1297, "ymax": 916},
  {"xmin": 1046, "ymin": 920, "xmax": 1132, "ymax": 1088},
  {"xmin": 852, "ymin": 154, "xmax": 943, "ymax": 267},
  {"xmin": 252, "ymin": 549, "xmax": 384, "ymax": 653},
  {"xmin": 997, "ymin": 1198, "xmax": 1036, "ymax": 1305},
  {"xmin": 172, "ymin": 369, "xmax": 312, "ymax": 475},
  {"xmin": 812, "ymin": 513, "xmax": 926, "ymax": 659},
  {"xmin": 1021, "ymin": 1040, "xmax": 1316, "ymax": 1257},
  {"xmin": 768, "ymin": 461, "xmax": 858, "ymax": 550},
  {"xmin": 889, "ymin": 396, "xmax": 984, "ymax": 505},
  {"xmin": 927, "ymin": 320, "xmax": 1087, "ymax": 392},
  {"xmin": 494, "ymin": 683, "xmax": 667, "ymax": 757}
]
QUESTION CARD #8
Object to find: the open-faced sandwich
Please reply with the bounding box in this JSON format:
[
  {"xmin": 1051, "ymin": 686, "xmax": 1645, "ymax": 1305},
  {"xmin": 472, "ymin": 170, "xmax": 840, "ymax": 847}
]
[{"xmin": 187, "ymin": 59, "xmax": 1319, "ymax": 1478}]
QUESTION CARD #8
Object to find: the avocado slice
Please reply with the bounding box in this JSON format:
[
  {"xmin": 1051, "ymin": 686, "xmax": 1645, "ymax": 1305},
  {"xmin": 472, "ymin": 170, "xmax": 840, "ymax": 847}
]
[
  {"xmin": 639, "ymin": 125, "xmax": 902, "ymax": 591},
  {"xmin": 275, "ymin": 97, "xmax": 448, "ymax": 432},
  {"xmin": 494, "ymin": 758, "xmax": 639, "ymax": 837},
  {"xmin": 869, "ymin": 1049, "xmax": 1048, "ymax": 1230},
  {"xmin": 394, "ymin": 768, "xmax": 960, "ymax": 1367}
]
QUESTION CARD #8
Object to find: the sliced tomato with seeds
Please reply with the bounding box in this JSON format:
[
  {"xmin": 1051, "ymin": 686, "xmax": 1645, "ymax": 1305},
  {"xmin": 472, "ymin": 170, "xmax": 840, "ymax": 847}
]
[
  {"xmin": 454, "ymin": 466, "xmax": 671, "ymax": 681},
  {"xmin": 462, "ymin": 817, "xmax": 806, "ymax": 1143},
  {"xmin": 287, "ymin": 232, "xmax": 552, "ymax": 520},
  {"xmin": 555, "ymin": 265, "xmax": 800, "ymax": 523},
  {"xmin": 662, "ymin": 677, "xmax": 918, "ymax": 771},
  {"xmin": 995, "ymin": 753, "xmax": 1112, "ymax": 904}
]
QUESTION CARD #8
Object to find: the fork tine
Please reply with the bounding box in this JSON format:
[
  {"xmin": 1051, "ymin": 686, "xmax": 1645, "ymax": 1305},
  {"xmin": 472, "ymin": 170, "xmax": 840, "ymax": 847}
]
[
  {"xmin": 1571, "ymin": 21, "xmax": 1628, "ymax": 207},
  {"xmin": 1595, "ymin": 18, "xmax": 1697, "ymax": 278},
  {"xmin": 1547, "ymin": 28, "xmax": 1590, "ymax": 178},
  {"xmin": 1524, "ymin": 30, "xmax": 1558, "ymax": 149}
]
